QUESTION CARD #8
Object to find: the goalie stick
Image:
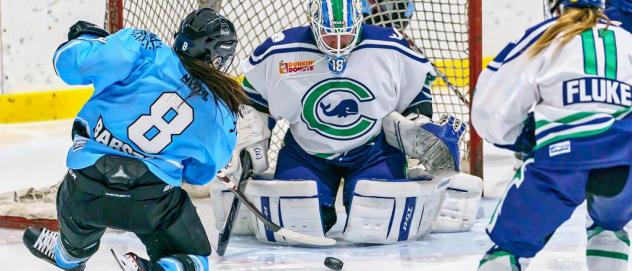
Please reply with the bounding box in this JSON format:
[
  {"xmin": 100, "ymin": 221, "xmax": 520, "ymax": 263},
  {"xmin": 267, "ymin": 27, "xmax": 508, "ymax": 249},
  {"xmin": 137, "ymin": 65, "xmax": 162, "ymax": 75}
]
[
  {"xmin": 217, "ymin": 169, "xmax": 337, "ymax": 248},
  {"xmin": 214, "ymin": 150, "xmax": 253, "ymax": 256}
]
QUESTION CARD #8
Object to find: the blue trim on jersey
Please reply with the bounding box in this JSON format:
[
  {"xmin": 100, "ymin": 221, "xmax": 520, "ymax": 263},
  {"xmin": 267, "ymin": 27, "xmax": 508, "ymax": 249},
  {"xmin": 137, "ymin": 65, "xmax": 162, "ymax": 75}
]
[
  {"xmin": 248, "ymin": 27, "xmax": 320, "ymax": 65},
  {"xmin": 249, "ymin": 47, "xmax": 322, "ymax": 65},
  {"xmin": 353, "ymin": 43, "xmax": 429, "ymax": 63},
  {"xmin": 487, "ymin": 18, "xmax": 557, "ymax": 70},
  {"xmin": 406, "ymin": 87, "xmax": 432, "ymax": 109},
  {"xmin": 359, "ymin": 24, "xmax": 412, "ymax": 48}
]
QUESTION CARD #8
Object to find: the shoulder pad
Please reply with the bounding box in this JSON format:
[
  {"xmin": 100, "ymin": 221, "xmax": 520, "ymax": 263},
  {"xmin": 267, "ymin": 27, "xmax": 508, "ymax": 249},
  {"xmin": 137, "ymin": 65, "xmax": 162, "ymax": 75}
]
[
  {"xmin": 358, "ymin": 24, "xmax": 411, "ymax": 48},
  {"xmin": 249, "ymin": 26, "xmax": 321, "ymax": 65}
]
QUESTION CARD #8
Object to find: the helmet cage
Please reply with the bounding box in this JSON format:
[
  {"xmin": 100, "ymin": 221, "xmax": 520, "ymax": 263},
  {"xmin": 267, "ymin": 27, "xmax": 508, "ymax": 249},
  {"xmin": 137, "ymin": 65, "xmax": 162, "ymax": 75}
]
[{"xmin": 309, "ymin": 0, "xmax": 363, "ymax": 72}]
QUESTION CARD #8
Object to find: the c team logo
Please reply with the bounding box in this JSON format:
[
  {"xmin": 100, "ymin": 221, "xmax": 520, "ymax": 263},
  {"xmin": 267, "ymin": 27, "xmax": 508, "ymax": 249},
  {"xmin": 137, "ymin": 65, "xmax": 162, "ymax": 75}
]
[{"xmin": 301, "ymin": 78, "xmax": 376, "ymax": 140}]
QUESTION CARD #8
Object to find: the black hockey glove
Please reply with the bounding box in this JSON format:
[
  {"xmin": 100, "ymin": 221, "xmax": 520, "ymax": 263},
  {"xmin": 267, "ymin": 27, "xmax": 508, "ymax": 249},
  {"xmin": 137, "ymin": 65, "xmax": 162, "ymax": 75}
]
[{"xmin": 68, "ymin": 21, "xmax": 110, "ymax": 41}]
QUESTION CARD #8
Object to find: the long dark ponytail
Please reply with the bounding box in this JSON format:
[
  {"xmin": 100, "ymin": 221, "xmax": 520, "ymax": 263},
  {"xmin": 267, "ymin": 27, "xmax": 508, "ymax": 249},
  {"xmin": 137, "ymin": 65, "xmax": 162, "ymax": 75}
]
[{"xmin": 179, "ymin": 55, "xmax": 248, "ymax": 115}]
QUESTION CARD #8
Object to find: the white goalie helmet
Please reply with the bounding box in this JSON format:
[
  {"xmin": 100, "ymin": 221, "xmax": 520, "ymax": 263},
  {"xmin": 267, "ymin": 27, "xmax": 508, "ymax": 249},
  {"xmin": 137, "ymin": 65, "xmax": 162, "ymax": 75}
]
[{"xmin": 308, "ymin": 0, "xmax": 364, "ymax": 73}]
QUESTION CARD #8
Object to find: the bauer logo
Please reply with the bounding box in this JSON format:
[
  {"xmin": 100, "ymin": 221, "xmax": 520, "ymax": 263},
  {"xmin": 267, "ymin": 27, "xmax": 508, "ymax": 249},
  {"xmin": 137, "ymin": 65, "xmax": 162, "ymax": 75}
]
[
  {"xmin": 549, "ymin": 140, "xmax": 571, "ymax": 157},
  {"xmin": 279, "ymin": 60, "xmax": 316, "ymax": 74},
  {"xmin": 301, "ymin": 78, "xmax": 377, "ymax": 140}
]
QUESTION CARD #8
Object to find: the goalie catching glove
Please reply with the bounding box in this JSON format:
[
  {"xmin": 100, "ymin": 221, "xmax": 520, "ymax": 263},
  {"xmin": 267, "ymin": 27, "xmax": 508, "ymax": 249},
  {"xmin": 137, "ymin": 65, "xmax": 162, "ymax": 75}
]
[
  {"xmin": 218, "ymin": 106, "xmax": 271, "ymax": 181},
  {"xmin": 383, "ymin": 112, "xmax": 467, "ymax": 175}
]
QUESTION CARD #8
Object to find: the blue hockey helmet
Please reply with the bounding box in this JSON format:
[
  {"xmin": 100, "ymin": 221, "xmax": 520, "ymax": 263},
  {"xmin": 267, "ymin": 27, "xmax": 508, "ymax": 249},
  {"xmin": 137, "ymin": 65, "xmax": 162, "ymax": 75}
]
[
  {"xmin": 562, "ymin": 0, "xmax": 605, "ymax": 8},
  {"xmin": 545, "ymin": 0, "xmax": 605, "ymax": 17},
  {"xmin": 607, "ymin": 0, "xmax": 632, "ymax": 12}
]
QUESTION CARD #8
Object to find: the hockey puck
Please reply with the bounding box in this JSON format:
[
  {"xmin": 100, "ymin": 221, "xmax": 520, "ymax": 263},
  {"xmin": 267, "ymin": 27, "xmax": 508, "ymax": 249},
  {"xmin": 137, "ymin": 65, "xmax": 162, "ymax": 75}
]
[{"xmin": 324, "ymin": 256, "xmax": 343, "ymax": 270}]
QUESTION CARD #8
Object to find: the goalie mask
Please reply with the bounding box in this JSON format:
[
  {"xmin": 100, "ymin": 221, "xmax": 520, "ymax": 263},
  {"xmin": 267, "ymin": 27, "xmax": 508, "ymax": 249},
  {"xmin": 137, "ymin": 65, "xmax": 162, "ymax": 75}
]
[
  {"xmin": 362, "ymin": 0, "xmax": 414, "ymax": 31},
  {"xmin": 544, "ymin": 0, "xmax": 605, "ymax": 18},
  {"xmin": 174, "ymin": 8, "xmax": 238, "ymax": 73},
  {"xmin": 308, "ymin": 0, "xmax": 364, "ymax": 73}
]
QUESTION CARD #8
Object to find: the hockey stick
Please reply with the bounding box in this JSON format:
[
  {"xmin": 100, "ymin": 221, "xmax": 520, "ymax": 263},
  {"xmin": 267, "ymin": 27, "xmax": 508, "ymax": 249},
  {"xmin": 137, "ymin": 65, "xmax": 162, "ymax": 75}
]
[
  {"xmin": 218, "ymin": 174, "xmax": 337, "ymax": 247},
  {"xmin": 215, "ymin": 151, "xmax": 253, "ymax": 256}
]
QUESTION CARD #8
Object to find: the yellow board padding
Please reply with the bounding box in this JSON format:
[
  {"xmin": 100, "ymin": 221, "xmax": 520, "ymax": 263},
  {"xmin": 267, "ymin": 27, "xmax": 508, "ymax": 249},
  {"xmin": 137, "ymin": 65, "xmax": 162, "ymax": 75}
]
[
  {"xmin": 0, "ymin": 57, "xmax": 493, "ymax": 124},
  {"xmin": 433, "ymin": 57, "xmax": 493, "ymax": 87},
  {"xmin": 0, "ymin": 87, "xmax": 93, "ymax": 123}
]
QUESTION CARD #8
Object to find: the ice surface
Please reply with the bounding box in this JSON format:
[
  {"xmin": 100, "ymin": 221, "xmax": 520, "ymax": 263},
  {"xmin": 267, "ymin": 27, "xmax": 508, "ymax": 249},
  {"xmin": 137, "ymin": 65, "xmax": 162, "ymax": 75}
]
[{"xmin": 0, "ymin": 120, "xmax": 630, "ymax": 270}]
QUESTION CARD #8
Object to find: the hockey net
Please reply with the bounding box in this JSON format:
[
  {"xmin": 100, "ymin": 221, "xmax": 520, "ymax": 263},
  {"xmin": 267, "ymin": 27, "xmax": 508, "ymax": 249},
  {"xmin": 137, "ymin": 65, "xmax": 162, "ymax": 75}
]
[{"xmin": 0, "ymin": 0, "xmax": 482, "ymax": 230}]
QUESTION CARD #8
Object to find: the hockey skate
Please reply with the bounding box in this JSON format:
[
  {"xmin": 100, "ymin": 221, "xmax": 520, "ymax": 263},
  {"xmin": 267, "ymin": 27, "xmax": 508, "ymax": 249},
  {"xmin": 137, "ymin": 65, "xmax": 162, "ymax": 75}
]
[
  {"xmin": 22, "ymin": 227, "xmax": 86, "ymax": 271},
  {"xmin": 111, "ymin": 249, "xmax": 152, "ymax": 271}
]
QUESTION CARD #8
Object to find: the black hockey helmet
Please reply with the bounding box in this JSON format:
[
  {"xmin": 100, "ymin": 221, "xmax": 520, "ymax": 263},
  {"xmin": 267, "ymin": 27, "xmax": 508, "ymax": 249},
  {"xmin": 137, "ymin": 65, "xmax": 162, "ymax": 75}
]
[
  {"xmin": 174, "ymin": 8, "xmax": 237, "ymax": 72},
  {"xmin": 362, "ymin": 0, "xmax": 414, "ymax": 31}
]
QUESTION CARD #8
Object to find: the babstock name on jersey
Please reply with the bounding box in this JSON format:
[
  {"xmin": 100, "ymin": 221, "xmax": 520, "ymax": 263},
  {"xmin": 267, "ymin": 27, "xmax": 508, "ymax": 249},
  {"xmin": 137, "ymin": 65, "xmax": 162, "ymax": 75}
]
[
  {"xmin": 94, "ymin": 117, "xmax": 146, "ymax": 158},
  {"xmin": 563, "ymin": 77, "xmax": 632, "ymax": 106}
]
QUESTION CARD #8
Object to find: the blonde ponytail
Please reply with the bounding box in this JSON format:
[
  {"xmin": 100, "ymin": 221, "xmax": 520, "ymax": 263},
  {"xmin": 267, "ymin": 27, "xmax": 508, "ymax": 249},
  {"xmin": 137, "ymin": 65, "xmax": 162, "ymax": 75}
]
[{"xmin": 528, "ymin": 8, "xmax": 609, "ymax": 57}]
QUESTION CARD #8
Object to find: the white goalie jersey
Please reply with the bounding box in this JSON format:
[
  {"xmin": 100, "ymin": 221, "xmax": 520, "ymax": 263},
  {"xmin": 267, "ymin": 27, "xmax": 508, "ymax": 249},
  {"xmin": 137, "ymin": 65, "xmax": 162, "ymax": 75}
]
[
  {"xmin": 241, "ymin": 25, "xmax": 435, "ymax": 157},
  {"xmin": 473, "ymin": 19, "xmax": 632, "ymax": 168}
]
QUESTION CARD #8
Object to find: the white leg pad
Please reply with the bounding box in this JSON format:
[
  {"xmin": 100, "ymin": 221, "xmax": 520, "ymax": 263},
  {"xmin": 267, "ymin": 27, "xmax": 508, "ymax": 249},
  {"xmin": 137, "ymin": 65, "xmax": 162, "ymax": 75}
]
[
  {"xmin": 342, "ymin": 177, "xmax": 450, "ymax": 244},
  {"xmin": 245, "ymin": 179, "xmax": 325, "ymax": 245},
  {"xmin": 209, "ymin": 180, "xmax": 253, "ymax": 235},
  {"xmin": 433, "ymin": 173, "xmax": 484, "ymax": 233}
]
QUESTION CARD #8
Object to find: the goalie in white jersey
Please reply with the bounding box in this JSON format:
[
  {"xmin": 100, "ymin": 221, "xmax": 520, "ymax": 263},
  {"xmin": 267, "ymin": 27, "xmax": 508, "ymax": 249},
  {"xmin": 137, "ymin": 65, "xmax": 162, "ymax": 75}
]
[
  {"xmin": 474, "ymin": 0, "xmax": 632, "ymax": 270},
  {"xmin": 219, "ymin": 0, "xmax": 468, "ymax": 245}
]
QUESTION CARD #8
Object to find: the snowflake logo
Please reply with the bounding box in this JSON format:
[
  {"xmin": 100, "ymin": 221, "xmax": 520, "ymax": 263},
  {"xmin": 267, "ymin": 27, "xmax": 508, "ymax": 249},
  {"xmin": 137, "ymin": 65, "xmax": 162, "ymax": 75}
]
[{"xmin": 132, "ymin": 30, "xmax": 162, "ymax": 51}]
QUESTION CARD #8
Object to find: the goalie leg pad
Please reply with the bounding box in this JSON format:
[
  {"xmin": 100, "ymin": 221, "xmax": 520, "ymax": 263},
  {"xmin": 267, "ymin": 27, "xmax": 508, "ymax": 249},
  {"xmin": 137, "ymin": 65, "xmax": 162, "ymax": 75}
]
[
  {"xmin": 433, "ymin": 173, "xmax": 484, "ymax": 233},
  {"xmin": 245, "ymin": 179, "xmax": 325, "ymax": 245},
  {"xmin": 208, "ymin": 180, "xmax": 253, "ymax": 235},
  {"xmin": 342, "ymin": 178, "xmax": 449, "ymax": 244}
]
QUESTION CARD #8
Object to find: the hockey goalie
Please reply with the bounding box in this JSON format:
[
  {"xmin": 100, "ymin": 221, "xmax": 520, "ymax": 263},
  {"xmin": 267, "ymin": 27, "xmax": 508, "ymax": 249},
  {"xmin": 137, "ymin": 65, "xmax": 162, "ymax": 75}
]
[{"xmin": 212, "ymin": 0, "xmax": 484, "ymax": 245}]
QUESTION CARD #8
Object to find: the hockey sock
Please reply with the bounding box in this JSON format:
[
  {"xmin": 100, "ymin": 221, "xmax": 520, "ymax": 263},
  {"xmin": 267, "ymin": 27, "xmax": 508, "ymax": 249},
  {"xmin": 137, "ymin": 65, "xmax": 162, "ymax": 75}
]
[
  {"xmin": 156, "ymin": 254, "xmax": 208, "ymax": 271},
  {"xmin": 478, "ymin": 246, "xmax": 530, "ymax": 271},
  {"xmin": 586, "ymin": 226, "xmax": 629, "ymax": 271}
]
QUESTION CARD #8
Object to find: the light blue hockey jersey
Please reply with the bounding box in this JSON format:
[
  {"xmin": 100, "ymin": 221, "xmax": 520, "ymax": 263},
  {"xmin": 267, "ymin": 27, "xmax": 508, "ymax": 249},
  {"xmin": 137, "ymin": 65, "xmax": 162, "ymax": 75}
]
[{"xmin": 54, "ymin": 28, "xmax": 237, "ymax": 186}]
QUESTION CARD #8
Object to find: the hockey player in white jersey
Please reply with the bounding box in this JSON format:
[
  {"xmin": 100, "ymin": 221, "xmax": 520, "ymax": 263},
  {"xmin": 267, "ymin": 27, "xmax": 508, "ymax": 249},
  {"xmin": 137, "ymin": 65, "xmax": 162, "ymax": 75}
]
[
  {"xmin": 220, "ymin": 0, "xmax": 467, "ymax": 245},
  {"xmin": 474, "ymin": 0, "xmax": 632, "ymax": 270}
]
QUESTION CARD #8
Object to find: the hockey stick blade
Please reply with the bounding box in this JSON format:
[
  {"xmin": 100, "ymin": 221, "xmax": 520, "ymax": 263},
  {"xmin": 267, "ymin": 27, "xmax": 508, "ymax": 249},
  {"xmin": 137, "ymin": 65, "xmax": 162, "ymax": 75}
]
[
  {"xmin": 221, "ymin": 179, "xmax": 336, "ymax": 246},
  {"xmin": 215, "ymin": 151, "xmax": 253, "ymax": 256}
]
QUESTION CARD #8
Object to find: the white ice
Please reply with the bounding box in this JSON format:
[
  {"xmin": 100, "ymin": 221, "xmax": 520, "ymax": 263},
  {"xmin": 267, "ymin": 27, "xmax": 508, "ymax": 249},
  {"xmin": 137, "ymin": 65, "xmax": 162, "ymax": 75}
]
[{"xmin": 0, "ymin": 120, "xmax": 630, "ymax": 271}]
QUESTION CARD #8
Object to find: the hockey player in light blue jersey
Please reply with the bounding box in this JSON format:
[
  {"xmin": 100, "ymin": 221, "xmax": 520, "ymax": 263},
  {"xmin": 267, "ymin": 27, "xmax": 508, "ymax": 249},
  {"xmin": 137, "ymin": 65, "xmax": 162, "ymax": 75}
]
[
  {"xmin": 475, "ymin": 0, "xmax": 632, "ymax": 270},
  {"xmin": 22, "ymin": 9, "xmax": 248, "ymax": 271}
]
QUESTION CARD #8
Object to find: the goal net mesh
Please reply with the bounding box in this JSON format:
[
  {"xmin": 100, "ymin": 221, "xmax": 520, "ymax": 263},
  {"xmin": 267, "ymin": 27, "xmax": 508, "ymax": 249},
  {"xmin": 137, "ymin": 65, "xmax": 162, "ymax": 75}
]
[
  {"xmin": 107, "ymin": 0, "xmax": 474, "ymax": 172},
  {"xmin": 0, "ymin": 0, "xmax": 479, "ymax": 229}
]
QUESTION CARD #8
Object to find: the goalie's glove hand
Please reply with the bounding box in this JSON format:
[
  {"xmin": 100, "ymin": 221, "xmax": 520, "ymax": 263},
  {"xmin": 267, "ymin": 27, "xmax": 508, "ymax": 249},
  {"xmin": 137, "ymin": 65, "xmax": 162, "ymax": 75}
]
[
  {"xmin": 68, "ymin": 21, "xmax": 110, "ymax": 41},
  {"xmin": 383, "ymin": 112, "xmax": 466, "ymax": 176},
  {"xmin": 420, "ymin": 115, "xmax": 467, "ymax": 174}
]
